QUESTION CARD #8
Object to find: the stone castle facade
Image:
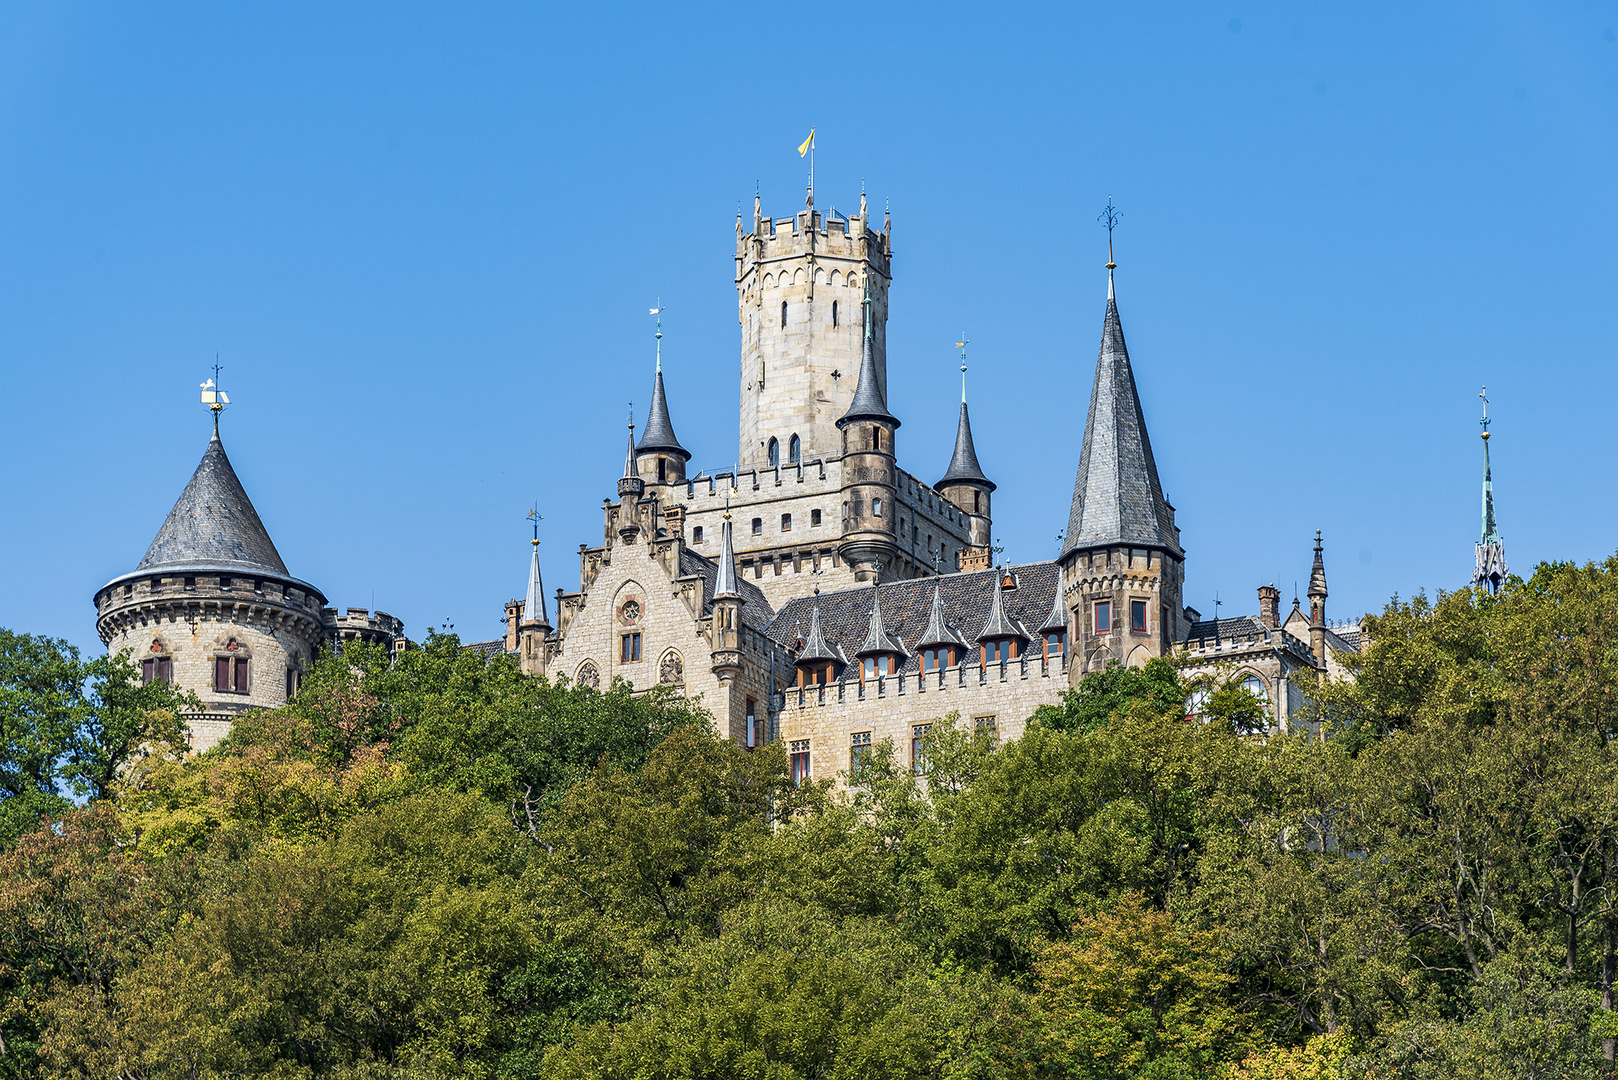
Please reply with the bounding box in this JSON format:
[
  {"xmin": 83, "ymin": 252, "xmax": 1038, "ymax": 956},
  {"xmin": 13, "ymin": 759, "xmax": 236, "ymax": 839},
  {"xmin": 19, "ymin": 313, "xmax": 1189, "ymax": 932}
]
[{"xmin": 99, "ymin": 181, "xmax": 1361, "ymax": 769}]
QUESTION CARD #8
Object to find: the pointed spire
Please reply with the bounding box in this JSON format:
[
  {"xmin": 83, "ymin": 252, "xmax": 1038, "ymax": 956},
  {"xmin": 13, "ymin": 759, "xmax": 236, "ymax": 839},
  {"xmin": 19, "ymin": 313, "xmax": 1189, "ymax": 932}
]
[
  {"xmin": 1472, "ymin": 387, "xmax": 1508, "ymax": 593},
  {"xmin": 976, "ymin": 569, "xmax": 1029, "ymax": 643},
  {"xmin": 856, "ymin": 584, "xmax": 908, "ymax": 657},
  {"xmin": 523, "ymin": 542, "xmax": 549, "ymax": 629},
  {"xmin": 917, "ymin": 579, "xmax": 966, "ymax": 651},
  {"xmin": 635, "ymin": 306, "xmax": 690, "ymax": 461},
  {"xmin": 137, "ymin": 428, "xmax": 289, "ymax": 576},
  {"xmin": 1038, "ymin": 566, "xmax": 1069, "ymax": 635},
  {"xmin": 837, "ymin": 277, "xmax": 899, "ymax": 430},
  {"xmin": 797, "ymin": 594, "xmax": 838, "ymax": 663},
  {"xmin": 1061, "ymin": 215, "xmax": 1180, "ymax": 561},
  {"xmin": 1308, "ymin": 531, "xmax": 1328, "ymax": 601},
  {"xmin": 714, "ymin": 492, "xmax": 740, "ymax": 599},
  {"xmin": 618, "ymin": 406, "xmax": 644, "ymax": 499},
  {"xmin": 938, "ymin": 338, "xmax": 994, "ymax": 492}
]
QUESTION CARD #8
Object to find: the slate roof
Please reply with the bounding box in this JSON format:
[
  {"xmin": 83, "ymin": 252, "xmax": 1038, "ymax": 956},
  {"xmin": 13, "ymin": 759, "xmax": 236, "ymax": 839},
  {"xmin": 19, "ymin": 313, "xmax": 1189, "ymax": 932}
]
[
  {"xmin": 1184, "ymin": 616, "xmax": 1270, "ymax": 644},
  {"xmin": 1325, "ymin": 627, "xmax": 1362, "ymax": 654},
  {"xmin": 679, "ymin": 546, "xmax": 774, "ymax": 631},
  {"xmin": 1062, "ymin": 276, "xmax": 1182, "ymax": 559},
  {"xmin": 838, "ymin": 320, "xmax": 899, "ymax": 429},
  {"xmin": 768, "ymin": 563, "xmax": 1060, "ymax": 675},
  {"xmin": 855, "ymin": 585, "xmax": 910, "ymax": 657},
  {"xmin": 135, "ymin": 430, "xmax": 291, "ymax": 577},
  {"xmin": 463, "ymin": 638, "xmax": 509, "ymax": 659},
  {"xmin": 937, "ymin": 401, "xmax": 993, "ymax": 491},
  {"xmin": 636, "ymin": 368, "xmax": 689, "ymax": 460},
  {"xmin": 522, "ymin": 543, "xmax": 549, "ymax": 627},
  {"xmin": 916, "ymin": 581, "xmax": 969, "ymax": 650}
]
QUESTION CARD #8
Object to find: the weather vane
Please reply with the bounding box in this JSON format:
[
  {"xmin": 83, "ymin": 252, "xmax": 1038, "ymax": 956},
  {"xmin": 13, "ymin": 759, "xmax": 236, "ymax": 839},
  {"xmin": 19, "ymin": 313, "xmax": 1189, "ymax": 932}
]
[
  {"xmin": 527, "ymin": 501, "xmax": 543, "ymax": 547},
  {"xmin": 200, "ymin": 360, "xmax": 229, "ymax": 431},
  {"xmin": 1479, "ymin": 385, "xmax": 1491, "ymax": 439},
  {"xmin": 1098, "ymin": 196, "xmax": 1120, "ymax": 270},
  {"xmin": 955, "ymin": 334, "xmax": 970, "ymax": 403}
]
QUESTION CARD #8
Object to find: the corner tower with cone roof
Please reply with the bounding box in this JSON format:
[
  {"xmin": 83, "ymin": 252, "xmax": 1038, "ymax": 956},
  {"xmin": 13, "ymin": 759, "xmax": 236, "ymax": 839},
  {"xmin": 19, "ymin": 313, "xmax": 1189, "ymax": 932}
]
[
  {"xmin": 936, "ymin": 337, "xmax": 995, "ymax": 570},
  {"xmin": 1057, "ymin": 204, "xmax": 1185, "ymax": 682},
  {"xmin": 92, "ymin": 378, "xmax": 388, "ymax": 751}
]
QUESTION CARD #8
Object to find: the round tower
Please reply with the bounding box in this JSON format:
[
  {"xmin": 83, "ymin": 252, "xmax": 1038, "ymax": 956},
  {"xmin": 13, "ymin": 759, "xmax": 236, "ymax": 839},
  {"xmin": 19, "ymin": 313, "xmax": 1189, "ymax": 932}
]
[
  {"xmin": 735, "ymin": 186, "xmax": 892, "ymax": 468},
  {"xmin": 936, "ymin": 342, "xmax": 995, "ymax": 570},
  {"xmin": 93, "ymin": 416, "xmax": 329, "ymax": 750},
  {"xmin": 835, "ymin": 284, "xmax": 900, "ymax": 584},
  {"xmin": 635, "ymin": 310, "xmax": 691, "ymax": 487}
]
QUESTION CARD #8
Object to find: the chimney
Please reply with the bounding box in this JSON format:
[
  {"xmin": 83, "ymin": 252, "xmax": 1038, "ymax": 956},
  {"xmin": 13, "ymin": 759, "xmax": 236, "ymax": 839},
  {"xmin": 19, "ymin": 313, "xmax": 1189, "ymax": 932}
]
[{"xmin": 1257, "ymin": 584, "xmax": 1280, "ymax": 629}]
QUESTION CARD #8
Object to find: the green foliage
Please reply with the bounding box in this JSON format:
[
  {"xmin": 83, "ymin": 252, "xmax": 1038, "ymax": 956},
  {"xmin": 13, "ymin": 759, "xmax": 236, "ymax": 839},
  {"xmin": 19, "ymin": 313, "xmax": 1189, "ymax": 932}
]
[{"xmin": 1032, "ymin": 656, "xmax": 1184, "ymax": 734}]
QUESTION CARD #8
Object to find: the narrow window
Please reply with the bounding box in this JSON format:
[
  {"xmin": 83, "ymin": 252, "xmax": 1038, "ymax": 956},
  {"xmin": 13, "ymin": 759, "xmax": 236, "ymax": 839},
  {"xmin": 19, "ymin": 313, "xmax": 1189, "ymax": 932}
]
[
  {"xmin": 157, "ymin": 657, "xmax": 171, "ymax": 684},
  {"xmin": 790, "ymin": 740, "xmax": 811, "ymax": 785},
  {"xmin": 850, "ymin": 731, "xmax": 872, "ymax": 777},
  {"xmin": 832, "ymin": 300, "xmax": 838, "ymax": 327},
  {"xmin": 912, "ymin": 724, "xmax": 932, "ymax": 774},
  {"xmin": 692, "ymin": 526, "xmax": 704, "ymax": 544},
  {"xmin": 768, "ymin": 438, "xmax": 779, "ymax": 467},
  {"xmin": 781, "ymin": 301, "xmax": 787, "ymax": 328},
  {"xmin": 234, "ymin": 657, "xmax": 249, "ymax": 693},
  {"xmin": 871, "ymin": 429, "xmax": 880, "ymax": 451},
  {"xmin": 975, "ymin": 715, "xmax": 998, "ymax": 749},
  {"xmin": 1046, "ymin": 631, "xmax": 1066, "ymax": 660},
  {"xmin": 811, "ymin": 509, "xmax": 821, "ymax": 527},
  {"xmin": 286, "ymin": 667, "xmax": 296, "ymax": 698},
  {"xmin": 872, "ymin": 498, "xmax": 882, "ymax": 517},
  {"xmin": 215, "ymin": 657, "xmax": 231, "ymax": 692},
  {"xmin": 781, "ymin": 513, "xmax": 792, "ymax": 532},
  {"xmin": 1095, "ymin": 601, "xmax": 1112, "ymax": 634},
  {"xmin": 658, "ymin": 458, "xmax": 666, "ymax": 483},
  {"xmin": 142, "ymin": 658, "xmax": 155, "ymax": 683},
  {"xmin": 973, "ymin": 491, "xmax": 981, "ymax": 514},
  {"xmin": 788, "ymin": 434, "xmax": 800, "ymax": 464},
  {"xmin": 862, "ymin": 656, "xmax": 877, "ymax": 682},
  {"xmin": 746, "ymin": 697, "xmax": 757, "ymax": 749},
  {"xmin": 752, "ymin": 517, "xmax": 763, "ymax": 536},
  {"xmin": 1131, "ymin": 599, "xmax": 1148, "ymax": 633},
  {"xmin": 621, "ymin": 633, "xmax": 642, "ymax": 662}
]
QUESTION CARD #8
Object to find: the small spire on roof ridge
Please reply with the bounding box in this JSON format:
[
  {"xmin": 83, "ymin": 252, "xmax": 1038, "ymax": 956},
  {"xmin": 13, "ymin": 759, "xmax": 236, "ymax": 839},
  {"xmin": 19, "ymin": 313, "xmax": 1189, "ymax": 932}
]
[
  {"xmin": 976, "ymin": 566, "xmax": 1027, "ymax": 643},
  {"xmin": 522, "ymin": 504, "xmax": 549, "ymax": 628},
  {"xmin": 1039, "ymin": 565, "xmax": 1069, "ymax": 635},
  {"xmin": 714, "ymin": 488, "xmax": 740, "ymax": 599}
]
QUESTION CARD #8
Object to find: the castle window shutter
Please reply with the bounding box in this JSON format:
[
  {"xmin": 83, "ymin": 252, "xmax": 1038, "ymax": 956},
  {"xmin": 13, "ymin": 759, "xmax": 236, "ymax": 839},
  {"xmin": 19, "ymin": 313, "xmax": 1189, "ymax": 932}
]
[
  {"xmin": 157, "ymin": 657, "xmax": 171, "ymax": 683},
  {"xmin": 215, "ymin": 657, "xmax": 231, "ymax": 692},
  {"xmin": 234, "ymin": 657, "xmax": 250, "ymax": 692},
  {"xmin": 142, "ymin": 658, "xmax": 154, "ymax": 683}
]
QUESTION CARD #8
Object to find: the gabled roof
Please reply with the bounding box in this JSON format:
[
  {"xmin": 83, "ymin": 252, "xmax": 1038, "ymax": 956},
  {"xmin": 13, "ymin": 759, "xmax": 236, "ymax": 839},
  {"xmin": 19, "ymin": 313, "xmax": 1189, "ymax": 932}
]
[
  {"xmin": 855, "ymin": 585, "xmax": 909, "ymax": 657},
  {"xmin": 937, "ymin": 401, "xmax": 994, "ymax": 491},
  {"xmin": 636, "ymin": 368, "xmax": 689, "ymax": 460},
  {"xmin": 136, "ymin": 429, "xmax": 290, "ymax": 577},
  {"xmin": 1061, "ymin": 274, "xmax": 1181, "ymax": 559},
  {"xmin": 678, "ymin": 546, "xmax": 773, "ymax": 631}
]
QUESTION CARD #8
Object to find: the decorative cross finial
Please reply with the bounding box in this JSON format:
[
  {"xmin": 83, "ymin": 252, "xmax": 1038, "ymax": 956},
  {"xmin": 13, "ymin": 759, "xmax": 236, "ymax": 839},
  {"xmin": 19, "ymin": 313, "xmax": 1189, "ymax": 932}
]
[
  {"xmin": 527, "ymin": 501, "xmax": 542, "ymax": 547},
  {"xmin": 1098, "ymin": 196, "xmax": 1120, "ymax": 271},
  {"xmin": 932, "ymin": 547, "xmax": 944, "ymax": 574},
  {"xmin": 862, "ymin": 276, "xmax": 873, "ymax": 340},
  {"xmin": 723, "ymin": 485, "xmax": 737, "ymax": 521},
  {"xmin": 1479, "ymin": 385, "xmax": 1491, "ymax": 440},
  {"xmin": 810, "ymin": 560, "xmax": 823, "ymax": 596},
  {"xmin": 650, "ymin": 301, "xmax": 666, "ymax": 373},
  {"xmin": 627, "ymin": 402, "xmax": 635, "ymax": 435},
  {"xmin": 956, "ymin": 334, "xmax": 970, "ymax": 403},
  {"xmin": 991, "ymin": 541, "xmax": 1005, "ymax": 568}
]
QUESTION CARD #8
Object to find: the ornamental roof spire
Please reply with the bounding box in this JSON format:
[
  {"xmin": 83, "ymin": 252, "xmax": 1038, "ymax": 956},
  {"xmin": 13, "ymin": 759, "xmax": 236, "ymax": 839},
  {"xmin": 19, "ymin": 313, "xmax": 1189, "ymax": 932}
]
[
  {"xmin": 856, "ymin": 583, "xmax": 908, "ymax": 657},
  {"xmin": 1472, "ymin": 387, "xmax": 1509, "ymax": 594},
  {"xmin": 917, "ymin": 579, "xmax": 966, "ymax": 651},
  {"xmin": 838, "ymin": 277, "xmax": 899, "ymax": 430},
  {"xmin": 938, "ymin": 336, "xmax": 995, "ymax": 492},
  {"xmin": 522, "ymin": 503, "xmax": 549, "ymax": 629},
  {"xmin": 617, "ymin": 406, "xmax": 644, "ymax": 499},
  {"xmin": 797, "ymin": 593, "xmax": 838, "ymax": 663},
  {"xmin": 1061, "ymin": 201, "xmax": 1181, "ymax": 561},
  {"xmin": 714, "ymin": 487, "xmax": 740, "ymax": 600},
  {"xmin": 636, "ymin": 303, "xmax": 689, "ymax": 461},
  {"xmin": 1308, "ymin": 531, "xmax": 1328, "ymax": 600},
  {"xmin": 1038, "ymin": 565, "xmax": 1069, "ymax": 635},
  {"xmin": 976, "ymin": 568, "xmax": 1029, "ymax": 643}
]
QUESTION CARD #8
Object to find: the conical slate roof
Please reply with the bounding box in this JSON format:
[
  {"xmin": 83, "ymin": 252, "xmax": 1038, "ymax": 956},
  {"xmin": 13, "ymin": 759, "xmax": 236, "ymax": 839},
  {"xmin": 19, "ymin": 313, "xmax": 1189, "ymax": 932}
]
[
  {"xmin": 136, "ymin": 430, "xmax": 290, "ymax": 576},
  {"xmin": 1038, "ymin": 566, "xmax": 1069, "ymax": 634},
  {"xmin": 1061, "ymin": 274, "xmax": 1181, "ymax": 559},
  {"xmin": 713, "ymin": 515, "xmax": 740, "ymax": 598},
  {"xmin": 522, "ymin": 542, "xmax": 549, "ymax": 628},
  {"xmin": 838, "ymin": 301, "xmax": 899, "ymax": 430},
  {"xmin": 916, "ymin": 580, "xmax": 967, "ymax": 650},
  {"xmin": 636, "ymin": 369, "xmax": 689, "ymax": 460},
  {"xmin": 797, "ymin": 598, "xmax": 839, "ymax": 663},
  {"xmin": 855, "ymin": 585, "xmax": 909, "ymax": 657},
  {"xmin": 937, "ymin": 401, "xmax": 994, "ymax": 491},
  {"xmin": 1308, "ymin": 532, "xmax": 1328, "ymax": 600},
  {"xmin": 976, "ymin": 572, "xmax": 1029, "ymax": 642}
]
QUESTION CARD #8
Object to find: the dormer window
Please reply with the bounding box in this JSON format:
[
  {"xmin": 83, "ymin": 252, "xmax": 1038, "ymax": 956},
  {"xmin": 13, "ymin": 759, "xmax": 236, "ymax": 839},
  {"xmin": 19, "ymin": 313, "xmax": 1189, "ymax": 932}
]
[
  {"xmin": 982, "ymin": 639, "xmax": 1017, "ymax": 667},
  {"xmin": 797, "ymin": 661, "xmax": 835, "ymax": 689},
  {"xmin": 921, "ymin": 646, "xmax": 956, "ymax": 673},
  {"xmin": 860, "ymin": 655, "xmax": 897, "ymax": 683},
  {"xmin": 1044, "ymin": 631, "xmax": 1066, "ymax": 661}
]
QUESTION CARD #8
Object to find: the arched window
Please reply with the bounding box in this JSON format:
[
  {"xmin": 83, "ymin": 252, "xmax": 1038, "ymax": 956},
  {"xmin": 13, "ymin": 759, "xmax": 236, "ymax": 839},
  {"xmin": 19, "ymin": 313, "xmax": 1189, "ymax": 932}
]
[
  {"xmin": 767, "ymin": 437, "xmax": 779, "ymax": 466},
  {"xmin": 788, "ymin": 434, "xmax": 800, "ymax": 464},
  {"xmin": 781, "ymin": 301, "xmax": 787, "ymax": 328},
  {"xmin": 832, "ymin": 301, "xmax": 838, "ymax": 327},
  {"xmin": 1240, "ymin": 674, "xmax": 1269, "ymax": 703}
]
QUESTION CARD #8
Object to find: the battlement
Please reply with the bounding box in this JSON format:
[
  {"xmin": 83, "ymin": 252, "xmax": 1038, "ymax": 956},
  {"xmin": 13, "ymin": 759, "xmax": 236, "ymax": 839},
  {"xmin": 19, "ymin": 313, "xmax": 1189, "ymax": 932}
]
[
  {"xmin": 324, "ymin": 607, "xmax": 407, "ymax": 649},
  {"xmin": 738, "ymin": 204, "xmax": 889, "ymax": 269}
]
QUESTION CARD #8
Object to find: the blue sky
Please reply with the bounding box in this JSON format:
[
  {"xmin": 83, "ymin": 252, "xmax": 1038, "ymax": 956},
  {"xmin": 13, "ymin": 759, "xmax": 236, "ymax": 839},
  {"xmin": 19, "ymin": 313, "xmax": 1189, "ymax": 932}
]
[{"xmin": 2, "ymin": 2, "xmax": 1615, "ymax": 653}]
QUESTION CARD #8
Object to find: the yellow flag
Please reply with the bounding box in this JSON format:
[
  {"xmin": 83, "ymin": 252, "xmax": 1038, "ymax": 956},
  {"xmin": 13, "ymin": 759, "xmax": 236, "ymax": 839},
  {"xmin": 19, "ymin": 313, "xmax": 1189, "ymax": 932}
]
[{"xmin": 797, "ymin": 128, "xmax": 815, "ymax": 157}]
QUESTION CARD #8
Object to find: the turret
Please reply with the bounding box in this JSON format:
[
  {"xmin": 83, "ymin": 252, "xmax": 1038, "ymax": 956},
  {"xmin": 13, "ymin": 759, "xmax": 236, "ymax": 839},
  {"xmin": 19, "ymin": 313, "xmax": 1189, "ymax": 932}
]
[
  {"xmin": 936, "ymin": 338, "xmax": 995, "ymax": 571},
  {"xmin": 635, "ymin": 308, "xmax": 691, "ymax": 487},
  {"xmin": 1307, "ymin": 531, "xmax": 1328, "ymax": 666},
  {"xmin": 1057, "ymin": 207, "xmax": 1184, "ymax": 682},
  {"xmin": 709, "ymin": 504, "xmax": 744, "ymax": 682},
  {"xmin": 515, "ymin": 517, "xmax": 550, "ymax": 676},
  {"xmin": 835, "ymin": 281, "xmax": 900, "ymax": 583},
  {"xmin": 854, "ymin": 583, "xmax": 907, "ymax": 684},
  {"xmin": 735, "ymin": 185, "xmax": 893, "ymax": 467}
]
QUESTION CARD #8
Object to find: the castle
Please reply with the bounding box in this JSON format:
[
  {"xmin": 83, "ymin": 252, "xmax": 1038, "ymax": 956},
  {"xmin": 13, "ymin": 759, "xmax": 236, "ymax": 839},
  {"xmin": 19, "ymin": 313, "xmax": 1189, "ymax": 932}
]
[{"xmin": 98, "ymin": 182, "xmax": 1398, "ymax": 765}]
